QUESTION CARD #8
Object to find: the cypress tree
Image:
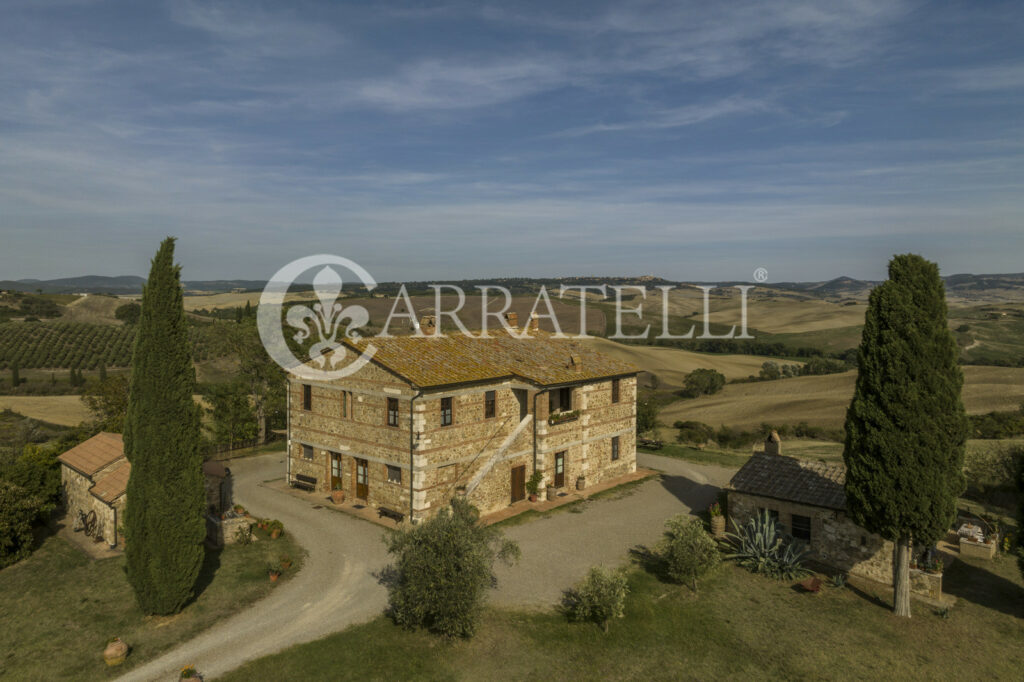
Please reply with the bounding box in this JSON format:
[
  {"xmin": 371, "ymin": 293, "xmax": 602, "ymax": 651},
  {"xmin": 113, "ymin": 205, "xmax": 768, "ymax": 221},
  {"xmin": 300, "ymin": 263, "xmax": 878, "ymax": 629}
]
[
  {"xmin": 843, "ymin": 254, "xmax": 967, "ymax": 618},
  {"xmin": 124, "ymin": 238, "xmax": 206, "ymax": 615}
]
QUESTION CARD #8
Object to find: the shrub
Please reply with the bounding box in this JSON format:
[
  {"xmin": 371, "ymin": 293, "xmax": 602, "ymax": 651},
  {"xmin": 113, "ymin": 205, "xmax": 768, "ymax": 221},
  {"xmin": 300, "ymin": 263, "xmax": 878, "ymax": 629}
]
[
  {"xmin": 561, "ymin": 566, "xmax": 629, "ymax": 633},
  {"xmin": 382, "ymin": 497, "xmax": 519, "ymax": 638},
  {"xmin": 659, "ymin": 515, "xmax": 720, "ymax": 592},
  {"xmin": 724, "ymin": 509, "xmax": 811, "ymax": 580},
  {"xmin": 0, "ymin": 481, "xmax": 44, "ymax": 568},
  {"xmin": 114, "ymin": 302, "xmax": 141, "ymax": 325},
  {"xmin": 674, "ymin": 420, "xmax": 715, "ymax": 445}
]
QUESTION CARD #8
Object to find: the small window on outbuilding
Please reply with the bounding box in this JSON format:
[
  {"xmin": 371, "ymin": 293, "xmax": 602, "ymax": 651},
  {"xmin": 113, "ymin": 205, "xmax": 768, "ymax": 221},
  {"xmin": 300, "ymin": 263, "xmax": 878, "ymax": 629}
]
[
  {"xmin": 387, "ymin": 465, "xmax": 402, "ymax": 484},
  {"xmin": 302, "ymin": 444, "xmax": 313, "ymax": 460},
  {"xmin": 791, "ymin": 514, "xmax": 812, "ymax": 542}
]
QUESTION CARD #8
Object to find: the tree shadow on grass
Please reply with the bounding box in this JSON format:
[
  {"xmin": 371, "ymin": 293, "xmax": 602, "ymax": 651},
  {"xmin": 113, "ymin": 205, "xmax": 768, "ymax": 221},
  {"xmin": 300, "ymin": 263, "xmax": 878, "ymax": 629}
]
[
  {"xmin": 629, "ymin": 544, "xmax": 673, "ymax": 584},
  {"xmin": 187, "ymin": 546, "xmax": 222, "ymax": 605},
  {"xmin": 942, "ymin": 557, "xmax": 1024, "ymax": 619}
]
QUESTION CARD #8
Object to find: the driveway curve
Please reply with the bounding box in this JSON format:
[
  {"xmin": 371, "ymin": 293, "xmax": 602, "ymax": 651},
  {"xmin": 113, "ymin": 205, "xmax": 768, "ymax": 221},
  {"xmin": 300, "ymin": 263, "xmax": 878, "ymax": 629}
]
[
  {"xmin": 118, "ymin": 452, "xmax": 736, "ymax": 680},
  {"xmin": 117, "ymin": 453, "xmax": 390, "ymax": 682}
]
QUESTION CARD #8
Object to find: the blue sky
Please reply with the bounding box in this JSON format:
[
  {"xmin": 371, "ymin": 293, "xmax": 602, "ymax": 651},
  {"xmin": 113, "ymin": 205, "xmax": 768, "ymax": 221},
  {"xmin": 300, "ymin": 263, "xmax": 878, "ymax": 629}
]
[{"xmin": 1, "ymin": 0, "xmax": 1022, "ymax": 282}]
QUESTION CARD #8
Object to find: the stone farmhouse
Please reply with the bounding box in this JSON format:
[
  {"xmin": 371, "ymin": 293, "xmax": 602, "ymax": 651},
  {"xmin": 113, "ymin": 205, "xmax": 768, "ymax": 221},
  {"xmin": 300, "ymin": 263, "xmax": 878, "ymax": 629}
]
[
  {"xmin": 58, "ymin": 432, "xmax": 233, "ymax": 548},
  {"xmin": 726, "ymin": 433, "xmax": 942, "ymax": 600},
  {"xmin": 286, "ymin": 314, "xmax": 639, "ymax": 522}
]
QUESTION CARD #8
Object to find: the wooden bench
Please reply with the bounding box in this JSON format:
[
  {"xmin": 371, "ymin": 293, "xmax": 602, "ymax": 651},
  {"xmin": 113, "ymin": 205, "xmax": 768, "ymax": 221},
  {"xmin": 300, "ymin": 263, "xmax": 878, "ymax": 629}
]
[
  {"xmin": 378, "ymin": 507, "xmax": 405, "ymax": 523},
  {"xmin": 291, "ymin": 474, "xmax": 317, "ymax": 491}
]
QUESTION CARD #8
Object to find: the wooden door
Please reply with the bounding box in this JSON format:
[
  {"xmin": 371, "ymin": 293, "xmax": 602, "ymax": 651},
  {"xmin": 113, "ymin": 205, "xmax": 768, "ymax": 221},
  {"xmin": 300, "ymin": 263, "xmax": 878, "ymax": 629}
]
[
  {"xmin": 510, "ymin": 465, "xmax": 526, "ymax": 503},
  {"xmin": 554, "ymin": 452, "xmax": 565, "ymax": 487},
  {"xmin": 355, "ymin": 458, "xmax": 369, "ymax": 499},
  {"xmin": 330, "ymin": 453, "xmax": 344, "ymax": 491}
]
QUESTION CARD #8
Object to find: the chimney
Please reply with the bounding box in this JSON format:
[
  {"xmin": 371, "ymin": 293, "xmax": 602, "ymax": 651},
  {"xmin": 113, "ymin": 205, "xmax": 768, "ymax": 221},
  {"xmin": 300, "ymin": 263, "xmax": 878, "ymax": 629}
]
[
  {"xmin": 528, "ymin": 312, "xmax": 539, "ymax": 332},
  {"xmin": 765, "ymin": 430, "xmax": 781, "ymax": 455},
  {"xmin": 569, "ymin": 354, "xmax": 582, "ymax": 371},
  {"xmin": 419, "ymin": 315, "xmax": 436, "ymax": 335},
  {"xmin": 504, "ymin": 312, "xmax": 519, "ymax": 330}
]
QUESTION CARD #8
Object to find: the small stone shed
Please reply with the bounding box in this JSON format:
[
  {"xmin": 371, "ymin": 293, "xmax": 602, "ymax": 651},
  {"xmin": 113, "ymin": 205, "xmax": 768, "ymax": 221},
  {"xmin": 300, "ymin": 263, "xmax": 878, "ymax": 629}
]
[
  {"xmin": 726, "ymin": 436, "xmax": 942, "ymax": 600},
  {"xmin": 58, "ymin": 433, "xmax": 234, "ymax": 549},
  {"xmin": 58, "ymin": 432, "xmax": 129, "ymax": 548}
]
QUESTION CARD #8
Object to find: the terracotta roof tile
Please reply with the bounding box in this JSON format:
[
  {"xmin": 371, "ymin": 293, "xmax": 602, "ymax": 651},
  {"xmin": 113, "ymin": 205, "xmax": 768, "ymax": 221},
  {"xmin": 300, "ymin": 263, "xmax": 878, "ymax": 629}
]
[
  {"xmin": 338, "ymin": 331, "xmax": 638, "ymax": 388},
  {"xmin": 90, "ymin": 458, "xmax": 130, "ymax": 504},
  {"xmin": 728, "ymin": 452, "xmax": 847, "ymax": 510},
  {"xmin": 58, "ymin": 432, "xmax": 124, "ymax": 477}
]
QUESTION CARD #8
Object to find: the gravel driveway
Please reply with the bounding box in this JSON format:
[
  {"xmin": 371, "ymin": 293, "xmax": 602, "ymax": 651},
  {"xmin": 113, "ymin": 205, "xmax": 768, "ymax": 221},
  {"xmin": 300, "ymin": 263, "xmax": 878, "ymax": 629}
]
[{"xmin": 117, "ymin": 452, "xmax": 736, "ymax": 680}]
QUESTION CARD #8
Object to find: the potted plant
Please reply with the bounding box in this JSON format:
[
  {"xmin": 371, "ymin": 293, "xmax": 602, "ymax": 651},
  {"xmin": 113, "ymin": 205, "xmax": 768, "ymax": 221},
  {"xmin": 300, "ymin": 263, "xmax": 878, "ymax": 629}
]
[
  {"xmin": 179, "ymin": 664, "xmax": 203, "ymax": 680},
  {"xmin": 280, "ymin": 554, "xmax": 293, "ymax": 570},
  {"xmin": 330, "ymin": 483, "xmax": 345, "ymax": 505},
  {"xmin": 525, "ymin": 471, "xmax": 544, "ymax": 502},
  {"xmin": 233, "ymin": 504, "xmax": 246, "ymax": 515},
  {"xmin": 103, "ymin": 637, "xmax": 128, "ymax": 666},
  {"xmin": 708, "ymin": 502, "xmax": 725, "ymax": 537},
  {"xmin": 268, "ymin": 519, "xmax": 284, "ymax": 539},
  {"xmin": 257, "ymin": 518, "xmax": 268, "ymax": 531},
  {"xmin": 268, "ymin": 565, "xmax": 282, "ymax": 582}
]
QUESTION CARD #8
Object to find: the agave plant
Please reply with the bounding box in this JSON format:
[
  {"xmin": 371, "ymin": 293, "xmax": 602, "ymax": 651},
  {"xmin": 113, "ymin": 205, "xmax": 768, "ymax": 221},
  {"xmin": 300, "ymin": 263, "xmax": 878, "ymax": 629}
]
[{"xmin": 723, "ymin": 509, "xmax": 811, "ymax": 580}]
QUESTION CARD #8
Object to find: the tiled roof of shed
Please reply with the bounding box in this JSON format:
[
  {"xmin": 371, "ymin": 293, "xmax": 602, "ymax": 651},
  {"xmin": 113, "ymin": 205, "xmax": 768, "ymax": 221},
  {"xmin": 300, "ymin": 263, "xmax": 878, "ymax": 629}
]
[
  {"xmin": 727, "ymin": 452, "xmax": 847, "ymax": 511},
  {"xmin": 90, "ymin": 458, "xmax": 130, "ymax": 504},
  {"xmin": 341, "ymin": 331, "xmax": 638, "ymax": 388},
  {"xmin": 58, "ymin": 432, "xmax": 124, "ymax": 477}
]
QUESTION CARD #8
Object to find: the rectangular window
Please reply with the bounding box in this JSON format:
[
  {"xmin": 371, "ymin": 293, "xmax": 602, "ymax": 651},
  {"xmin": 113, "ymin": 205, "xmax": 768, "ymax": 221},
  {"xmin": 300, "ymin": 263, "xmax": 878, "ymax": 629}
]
[
  {"xmin": 611, "ymin": 436, "xmax": 620, "ymax": 461},
  {"xmin": 757, "ymin": 507, "xmax": 780, "ymax": 523},
  {"xmin": 387, "ymin": 397, "xmax": 399, "ymax": 427},
  {"xmin": 302, "ymin": 444, "xmax": 313, "ymax": 460},
  {"xmin": 611, "ymin": 379, "xmax": 620, "ymax": 404},
  {"xmin": 387, "ymin": 465, "xmax": 402, "ymax": 484},
  {"xmin": 549, "ymin": 386, "xmax": 573, "ymax": 413},
  {"xmin": 440, "ymin": 397, "xmax": 453, "ymax": 427},
  {"xmin": 302, "ymin": 384, "xmax": 312, "ymax": 411},
  {"xmin": 791, "ymin": 514, "xmax": 812, "ymax": 542},
  {"xmin": 484, "ymin": 390, "xmax": 496, "ymax": 419}
]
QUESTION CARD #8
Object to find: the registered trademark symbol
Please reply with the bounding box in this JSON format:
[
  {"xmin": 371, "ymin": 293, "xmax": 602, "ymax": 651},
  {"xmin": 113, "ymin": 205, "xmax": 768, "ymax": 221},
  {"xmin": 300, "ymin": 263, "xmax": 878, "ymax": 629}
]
[{"xmin": 753, "ymin": 267, "xmax": 768, "ymax": 282}]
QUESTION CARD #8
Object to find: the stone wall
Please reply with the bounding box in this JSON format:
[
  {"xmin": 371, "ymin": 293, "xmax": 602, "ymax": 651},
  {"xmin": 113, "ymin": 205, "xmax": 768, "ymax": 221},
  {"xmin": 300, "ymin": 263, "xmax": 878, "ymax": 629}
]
[
  {"xmin": 61, "ymin": 465, "xmax": 119, "ymax": 547},
  {"xmin": 728, "ymin": 491, "xmax": 942, "ymax": 599}
]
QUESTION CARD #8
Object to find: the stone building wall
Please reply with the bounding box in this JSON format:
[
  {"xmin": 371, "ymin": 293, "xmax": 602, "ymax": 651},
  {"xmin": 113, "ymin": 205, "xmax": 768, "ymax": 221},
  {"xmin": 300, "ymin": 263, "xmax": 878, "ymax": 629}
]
[
  {"xmin": 60, "ymin": 465, "xmax": 119, "ymax": 547},
  {"xmin": 728, "ymin": 491, "xmax": 941, "ymax": 599},
  {"xmin": 288, "ymin": 361, "xmax": 638, "ymax": 521}
]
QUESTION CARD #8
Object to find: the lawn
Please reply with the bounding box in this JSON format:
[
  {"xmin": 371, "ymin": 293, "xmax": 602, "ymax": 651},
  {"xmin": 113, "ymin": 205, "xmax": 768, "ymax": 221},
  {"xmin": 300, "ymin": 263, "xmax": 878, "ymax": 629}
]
[
  {"xmin": 220, "ymin": 554, "xmax": 1024, "ymax": 681},
  {"xmin": 0, "ymin": 527, "xmax": 304, "ymax": 680}
]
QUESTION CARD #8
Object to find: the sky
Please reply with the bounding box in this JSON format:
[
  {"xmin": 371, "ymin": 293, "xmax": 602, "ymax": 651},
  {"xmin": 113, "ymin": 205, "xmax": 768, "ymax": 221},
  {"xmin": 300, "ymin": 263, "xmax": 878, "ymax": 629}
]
[{"xmin": 1, "ymin": 0, "xmax": 1023, "ymax": 283}]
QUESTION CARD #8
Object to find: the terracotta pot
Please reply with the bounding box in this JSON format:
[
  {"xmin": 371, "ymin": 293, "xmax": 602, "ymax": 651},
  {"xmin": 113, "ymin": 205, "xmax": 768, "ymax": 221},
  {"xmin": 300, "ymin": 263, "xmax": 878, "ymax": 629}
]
[
  {"xmin": 269, "ymin": 571, "xmax": 280, "ymax": 582},
  {"xmin": 710, "ymin": 515, "xmax": 726, "ymax": 538},
  {"xmin": 330, "ymin": 490, "xmax": 345, "ymax": 505},
  {"xmin": 270, "ymin": 528, "xmax": 282, "ymax": 539},
  {"xmin": 529, "ymin": 494, "xmax": 538, "ymax": 502},
  {"xmin": 281, "ymin": 560, "xmax": 292, "ymax": 570},
  {"xmin": 103, "ymin": 638, "xmax": 128, "ymax": 666}
]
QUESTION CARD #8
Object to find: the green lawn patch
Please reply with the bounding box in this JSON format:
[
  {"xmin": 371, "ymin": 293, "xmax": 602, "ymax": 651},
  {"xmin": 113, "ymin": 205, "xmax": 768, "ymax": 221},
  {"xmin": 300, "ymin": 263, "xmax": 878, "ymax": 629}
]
[
  {"xmin": 0, "ymin": 528, "xmax": 305, "ymax": 680},
  {"xmin": 220, "ymin": 554, "xmax": 1024, "ymax": 681}
]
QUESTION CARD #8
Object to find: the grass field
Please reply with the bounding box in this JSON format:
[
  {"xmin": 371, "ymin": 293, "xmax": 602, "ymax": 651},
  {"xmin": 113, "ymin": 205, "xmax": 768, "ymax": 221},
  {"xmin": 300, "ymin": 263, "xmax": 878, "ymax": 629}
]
[
  {"xmin": 59, "ymin": 294, "xmax": 126, "ymax": 325},
  {"xmin": 220, "ymin": 554, "xmax": 1024, "ymax": 681},
  {"xmin": 0, "ymin": 395, "xmax": 91, "ymax": 426},
  {"xmin": 658, "ymin": 366, "xmax": 1024, "ymax": 432},
  {"xmin": 0, "ymin": 528, "xmax": 304, "ymax": 681},
  {"xmin": 583, "ymin": 338, "xmax": 799, "ymax": 385}
]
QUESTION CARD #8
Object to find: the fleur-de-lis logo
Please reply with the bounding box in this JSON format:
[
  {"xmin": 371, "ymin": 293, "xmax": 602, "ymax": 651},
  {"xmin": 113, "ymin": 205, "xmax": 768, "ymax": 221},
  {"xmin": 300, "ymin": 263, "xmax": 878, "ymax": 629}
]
[
  {"xmin": 258, "ymin": 254, "xmax": 378, "ymax": 381},
  {"xmin": 285, "ymin": 266, "xmax": 369, "ymax": 368}
]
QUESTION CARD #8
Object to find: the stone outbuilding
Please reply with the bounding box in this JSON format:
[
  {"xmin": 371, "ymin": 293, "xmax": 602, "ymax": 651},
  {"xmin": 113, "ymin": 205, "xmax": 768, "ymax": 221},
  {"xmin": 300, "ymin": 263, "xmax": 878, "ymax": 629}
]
[
  {"xmin": 58, "ymin": 432, "xmax": 129, "ymax": 548},
  {"xmin": 726, "ymin": 436, "xmax": 943, "ymax": 600},
  {"xmin": 58, "ymin": 433, "xmax": 234, "ymax": 549}
]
